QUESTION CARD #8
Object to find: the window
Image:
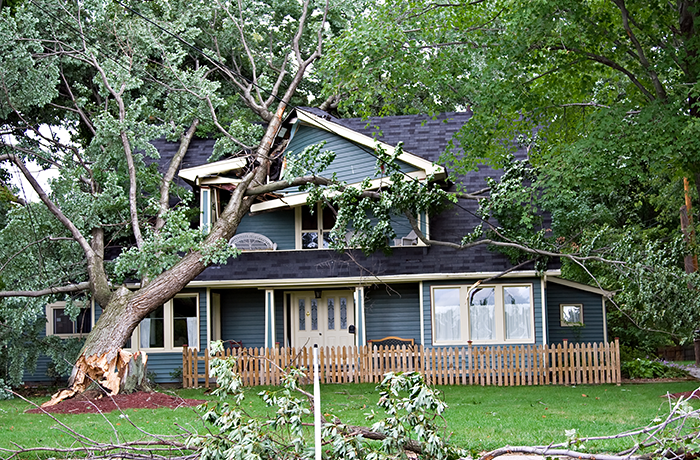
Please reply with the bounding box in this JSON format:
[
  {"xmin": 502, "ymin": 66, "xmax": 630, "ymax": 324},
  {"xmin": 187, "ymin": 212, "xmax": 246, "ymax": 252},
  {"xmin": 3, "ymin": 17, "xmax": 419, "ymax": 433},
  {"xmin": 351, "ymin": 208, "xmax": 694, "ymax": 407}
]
[
  {"xmin": 431, "ymin": 284, "xmax": 534, "ymax": 344},
  {"xmin": 296, "ymin": 204, "xmax": 336, "ymax": 249},
  {"xmin": 46, "ymin": 301, "xmax": 93, "ymax": 337},
  {"xmin": 560, "ymin": 304, "xmax": 583, "ymax": 327},
  {"xmin": 136, "ymin": 295, "xmax": 199, "ymax": 351}
]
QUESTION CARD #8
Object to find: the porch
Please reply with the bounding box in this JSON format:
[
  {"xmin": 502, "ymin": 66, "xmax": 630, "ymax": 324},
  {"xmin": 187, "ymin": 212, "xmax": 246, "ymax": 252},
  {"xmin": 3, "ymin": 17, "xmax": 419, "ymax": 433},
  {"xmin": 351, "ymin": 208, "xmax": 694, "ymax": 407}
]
[{"xmin": 182, "ymin": 339, "xmax": 621, "ymax": 388}]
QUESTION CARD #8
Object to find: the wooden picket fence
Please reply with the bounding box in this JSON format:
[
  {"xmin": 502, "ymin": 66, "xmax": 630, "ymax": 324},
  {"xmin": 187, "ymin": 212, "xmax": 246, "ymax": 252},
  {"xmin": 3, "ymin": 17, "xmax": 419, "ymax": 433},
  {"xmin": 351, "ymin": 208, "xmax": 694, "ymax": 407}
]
[{"xmin": 182, "ymin": 338, "xmax": 620, "ymax": 388}]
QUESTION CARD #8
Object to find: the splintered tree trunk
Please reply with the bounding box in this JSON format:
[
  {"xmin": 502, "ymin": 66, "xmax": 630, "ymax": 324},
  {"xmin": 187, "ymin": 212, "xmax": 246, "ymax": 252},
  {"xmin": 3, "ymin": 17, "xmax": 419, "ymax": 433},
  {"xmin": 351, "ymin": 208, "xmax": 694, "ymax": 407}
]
[
  {"xmin": 44, "ymin": 187, "xmax": 256, "ymax": 407},
  {"xmin": 43, "ymin": 289, "xmax": 152, "ymax": 407}
]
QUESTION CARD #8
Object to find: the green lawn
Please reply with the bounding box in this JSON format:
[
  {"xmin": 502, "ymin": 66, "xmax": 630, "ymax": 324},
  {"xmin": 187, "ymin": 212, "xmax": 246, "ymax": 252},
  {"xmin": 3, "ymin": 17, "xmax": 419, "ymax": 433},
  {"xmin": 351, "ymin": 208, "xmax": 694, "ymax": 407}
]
[{"xmin": 1, "ymin": 380, "xmax": 699, "ymax": 455}]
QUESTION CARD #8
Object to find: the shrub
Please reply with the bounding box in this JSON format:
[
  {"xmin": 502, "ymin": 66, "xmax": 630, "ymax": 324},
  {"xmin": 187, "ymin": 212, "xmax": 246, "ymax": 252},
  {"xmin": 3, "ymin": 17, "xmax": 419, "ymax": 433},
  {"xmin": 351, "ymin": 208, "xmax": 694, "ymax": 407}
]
[{"xmin": 621, "ymin": 358, "xmax": 690, "ymax": 379}]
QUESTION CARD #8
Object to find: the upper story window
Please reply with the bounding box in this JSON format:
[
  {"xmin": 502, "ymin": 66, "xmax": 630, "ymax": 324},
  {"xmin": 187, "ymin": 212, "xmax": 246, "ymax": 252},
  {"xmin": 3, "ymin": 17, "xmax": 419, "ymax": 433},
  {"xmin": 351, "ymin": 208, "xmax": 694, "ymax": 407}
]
[
  {"xmin": 297, "ymin": 204, "xmax": 336, "ymax": 249},
  {"xmin": 46, "ymin": 301, "xmax": 93, "ymax": 337},
  {"xmin": 431, "ymin": 284, "xmax": 534, "ymax": 345}
]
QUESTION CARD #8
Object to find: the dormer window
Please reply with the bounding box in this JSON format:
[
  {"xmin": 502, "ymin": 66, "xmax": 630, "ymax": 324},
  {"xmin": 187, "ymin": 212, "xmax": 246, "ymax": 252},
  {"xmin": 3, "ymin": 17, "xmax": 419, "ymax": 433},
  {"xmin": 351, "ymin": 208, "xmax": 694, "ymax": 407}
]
[{"xmin": 297, "ymin": 204, "xmax": 336, "ymax": 249}]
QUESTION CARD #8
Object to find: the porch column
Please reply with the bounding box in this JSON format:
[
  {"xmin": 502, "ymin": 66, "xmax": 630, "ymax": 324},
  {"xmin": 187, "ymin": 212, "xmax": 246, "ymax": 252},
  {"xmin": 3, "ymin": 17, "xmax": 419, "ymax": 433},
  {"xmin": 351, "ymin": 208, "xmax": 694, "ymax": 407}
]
[
  {"xmin": 265, "ymin": 289, "xmax": 276, "ymax": 348},
  {"xmin": 354, "ymin": 287, "xmax": 366, "ymax": 346}
]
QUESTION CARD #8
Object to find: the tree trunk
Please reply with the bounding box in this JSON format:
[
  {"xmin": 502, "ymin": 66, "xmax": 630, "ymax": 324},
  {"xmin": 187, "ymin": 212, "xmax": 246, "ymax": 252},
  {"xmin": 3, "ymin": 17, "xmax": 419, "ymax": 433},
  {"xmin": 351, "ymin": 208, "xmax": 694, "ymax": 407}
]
[{"xmin": 46, "ymin": 151, "xmax": 267, "ymax": 405}]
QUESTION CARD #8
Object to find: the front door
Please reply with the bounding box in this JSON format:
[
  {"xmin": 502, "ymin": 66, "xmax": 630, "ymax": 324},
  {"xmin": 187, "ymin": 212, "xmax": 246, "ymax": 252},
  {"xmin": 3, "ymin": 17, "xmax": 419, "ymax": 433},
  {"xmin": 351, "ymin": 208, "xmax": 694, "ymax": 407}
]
[{"xmin": 291, "ymin": 291, "xmax": 355, "ymax": 348}]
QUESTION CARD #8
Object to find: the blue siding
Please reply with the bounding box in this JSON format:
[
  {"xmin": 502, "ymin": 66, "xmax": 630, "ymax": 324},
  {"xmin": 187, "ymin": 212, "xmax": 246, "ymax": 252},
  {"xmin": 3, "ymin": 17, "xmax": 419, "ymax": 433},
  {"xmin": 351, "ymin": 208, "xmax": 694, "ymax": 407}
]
[
  {"xmin": 286, "ymin": 125, "xmax": 417, "ymax": 190},
  {"xmin": 144, "ymin": 353, "xmax": 184, "ymax": 383},
  {"xmin": 275, "ymin": 291, "xmax": 284, "ymax": 346},
  {"xmin": 218, "ymin": 289, "xmax": 265, "ymax": 348},
  {"xmin": 365, "ymin": 284, "xmax": 421, "ymax": 343},
  {"xmin": 546, "ymin": 283, "xmax": 606, "ymax": 344},
  {"xmin": 422, "ymin": 278, "xmax": 544, "ymax": 347},
  {"xmin": 237, "ymin": 209, "xmax": 296, "ymax": 250}
]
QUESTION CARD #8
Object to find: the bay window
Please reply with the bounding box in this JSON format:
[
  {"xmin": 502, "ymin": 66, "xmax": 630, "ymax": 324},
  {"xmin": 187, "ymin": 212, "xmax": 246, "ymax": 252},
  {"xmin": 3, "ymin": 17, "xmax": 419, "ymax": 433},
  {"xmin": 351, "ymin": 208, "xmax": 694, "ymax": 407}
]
[{"xmin": 431, "ymin": 284, "xmax": 534, "ymax": 345}]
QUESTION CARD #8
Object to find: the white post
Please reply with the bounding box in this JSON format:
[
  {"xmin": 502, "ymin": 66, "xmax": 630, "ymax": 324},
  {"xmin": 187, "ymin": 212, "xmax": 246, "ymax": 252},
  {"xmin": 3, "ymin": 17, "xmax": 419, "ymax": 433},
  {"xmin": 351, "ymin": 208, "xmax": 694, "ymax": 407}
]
[{"xmin": 313, "ymin": 345, "xmax": 321, "ymax": 460}]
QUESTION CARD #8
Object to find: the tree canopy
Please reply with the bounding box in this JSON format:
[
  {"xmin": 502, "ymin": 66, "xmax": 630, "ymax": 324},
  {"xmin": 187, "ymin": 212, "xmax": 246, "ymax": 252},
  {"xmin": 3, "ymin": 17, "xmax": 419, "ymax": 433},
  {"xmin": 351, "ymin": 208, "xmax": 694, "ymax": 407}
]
[{"xmin": 322, "ymin": 0, "xmax": 700, "ymax": 346}]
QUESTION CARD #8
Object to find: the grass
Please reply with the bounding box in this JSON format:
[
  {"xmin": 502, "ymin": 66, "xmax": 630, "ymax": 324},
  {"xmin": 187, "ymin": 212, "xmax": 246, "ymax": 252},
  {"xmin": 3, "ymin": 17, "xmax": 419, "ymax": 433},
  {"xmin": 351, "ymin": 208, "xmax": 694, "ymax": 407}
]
[{"xmin": 1, "ymin": 380, "xmax": 699, "ymax": 455}]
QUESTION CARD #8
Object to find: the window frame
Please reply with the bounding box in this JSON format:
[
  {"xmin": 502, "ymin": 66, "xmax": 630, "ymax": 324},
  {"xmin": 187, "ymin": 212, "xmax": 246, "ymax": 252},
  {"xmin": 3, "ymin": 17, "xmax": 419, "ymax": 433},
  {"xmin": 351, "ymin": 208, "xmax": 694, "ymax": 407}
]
[
  {"xmin": 430, "ymin": 284, "xmax": 535, "ymax": 345},
  {"xmin": 46, "ymin": 301, "xmax": 94, "ymax": 338},
  {"xmin": 295, "ymin": 204, "xmax": 337, "ymax": 250},
  {"xmin": 560, "ymin": 303, "xmax": 584, "ymax": 327},
  {"xmin": 128, "ymin": 294, "xmax": 200, "ymax": 353}
]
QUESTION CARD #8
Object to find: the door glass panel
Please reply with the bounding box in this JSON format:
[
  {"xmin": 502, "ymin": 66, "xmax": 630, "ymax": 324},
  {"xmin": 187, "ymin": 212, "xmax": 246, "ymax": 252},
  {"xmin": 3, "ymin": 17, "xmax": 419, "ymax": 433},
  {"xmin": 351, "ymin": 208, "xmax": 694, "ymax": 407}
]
[
  {"xmin": 311, "ymin": 299, "xmax": 318, "ymax": 330},
  {"xmin": 328, "ymin": 298, "xmax": 335, "ymax": 330},
  {"xmin": 340, "ymin": 297, "xmax": 347, "ymax": 329},
  {"xmin": 298, "ymin": 299, "xmax": 306, "ymax": 331}
]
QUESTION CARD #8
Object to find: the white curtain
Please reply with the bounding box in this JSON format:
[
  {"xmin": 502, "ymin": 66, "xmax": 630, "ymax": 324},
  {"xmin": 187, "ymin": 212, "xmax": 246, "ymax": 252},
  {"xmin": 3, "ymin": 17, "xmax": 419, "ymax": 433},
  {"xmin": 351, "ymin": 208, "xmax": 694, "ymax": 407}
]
[
  {"xmin": 470, "ymin": 288, "xmax": 495, "ymax": 340},
  {"xmin": 140, "ymin": 318, "xmax": 151, "ymax": 348},
  {"xmin": 186, "ymin": 316, "xmax": 197, "ymax": 348},
  {"xmin": 505, "ymin": 303, "xmax": 531, "ymax": 339},
  {"xmin": 435, "ymin": 305, "xmax": 461, "ymax": 341},
  {"xmin": 504, "ymin": 287, "xmax": 531, "ymax": 340},
  {"xmin": 470, "ymin": 303, "xmax": 494, "ymax": 340}
]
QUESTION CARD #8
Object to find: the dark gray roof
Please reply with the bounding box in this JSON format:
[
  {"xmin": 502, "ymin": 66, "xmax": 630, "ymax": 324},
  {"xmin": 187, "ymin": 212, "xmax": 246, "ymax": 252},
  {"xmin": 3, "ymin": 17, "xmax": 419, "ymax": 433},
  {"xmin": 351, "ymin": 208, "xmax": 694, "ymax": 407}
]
[
  {"xmin": 297, "ymin": 107, "xmax": 472, "ymax": 163},
  {"xmin": 342, "ymin": 111, "xmax": 473, "ymax": 163}
]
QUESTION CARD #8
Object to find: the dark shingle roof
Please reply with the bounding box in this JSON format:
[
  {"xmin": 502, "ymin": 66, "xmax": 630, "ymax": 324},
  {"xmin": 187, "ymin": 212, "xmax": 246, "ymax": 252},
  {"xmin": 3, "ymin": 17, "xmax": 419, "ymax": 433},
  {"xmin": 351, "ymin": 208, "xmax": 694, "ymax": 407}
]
[{"xmin": 341, "ymin": 111, "xmax": 473, "ymax": 163}]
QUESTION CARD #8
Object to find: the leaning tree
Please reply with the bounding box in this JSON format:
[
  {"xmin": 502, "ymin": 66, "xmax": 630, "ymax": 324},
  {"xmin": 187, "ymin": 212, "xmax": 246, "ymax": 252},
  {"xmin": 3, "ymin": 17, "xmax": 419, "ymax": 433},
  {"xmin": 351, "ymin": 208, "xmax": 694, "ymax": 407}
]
[{"xmin": 0, "ymin": 0, "xmax": 355, "ymax": 400}]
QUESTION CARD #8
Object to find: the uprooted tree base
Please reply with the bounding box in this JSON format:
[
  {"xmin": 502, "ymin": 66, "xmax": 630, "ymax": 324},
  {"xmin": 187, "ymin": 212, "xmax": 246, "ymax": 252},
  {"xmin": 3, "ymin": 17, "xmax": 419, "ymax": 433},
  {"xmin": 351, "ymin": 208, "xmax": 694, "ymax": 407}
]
[{"xmin": 42, "ymin": 349, "xmax": 150, "ymax": 407}]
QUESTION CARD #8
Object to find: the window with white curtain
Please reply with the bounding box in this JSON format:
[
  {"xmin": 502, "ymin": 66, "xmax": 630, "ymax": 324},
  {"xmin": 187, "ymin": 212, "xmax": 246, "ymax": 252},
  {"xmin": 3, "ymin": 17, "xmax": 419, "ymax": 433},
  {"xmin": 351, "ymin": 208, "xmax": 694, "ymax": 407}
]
[
  {"xmin": 431, "ymin": 284, "xmax": 534, "ymax": 345},
  {"xmin": 433, "ymin": 288, "xmax": 461, "ymax": 342},
  {"xmin": 136, "ymin": 294, "xmax": 199, "ymax": 352}
]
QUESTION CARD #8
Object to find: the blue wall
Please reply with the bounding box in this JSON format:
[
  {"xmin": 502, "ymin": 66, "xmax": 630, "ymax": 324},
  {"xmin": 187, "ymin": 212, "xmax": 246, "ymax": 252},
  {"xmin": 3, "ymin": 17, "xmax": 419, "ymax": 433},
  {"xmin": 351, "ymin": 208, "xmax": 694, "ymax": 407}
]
[
  {"xmin": 365, "ymin": 283, "xmax": 421, "ymax": 344},
  {"xmin": 237, "ymin": 209, "xmax": 296, "ymax": 250},
  {"xmin": 218, "ymin": 288, "xmax": 266, "ymax": 349},
  {"xmin": 286, "ymin": 125, "xmax": 417, "ymax": 190},
  {"xmin": 546, "ymin": 282, "xmax": 606, "ymax": 344}
]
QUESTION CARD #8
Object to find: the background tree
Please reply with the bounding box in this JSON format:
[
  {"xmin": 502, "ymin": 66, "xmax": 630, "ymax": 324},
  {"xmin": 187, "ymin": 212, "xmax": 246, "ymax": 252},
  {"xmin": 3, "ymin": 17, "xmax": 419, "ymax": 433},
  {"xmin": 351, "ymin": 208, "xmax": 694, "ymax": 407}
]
[{"xmin": 323, "ymin": 0, "xmax": 700, "ymax": 348}]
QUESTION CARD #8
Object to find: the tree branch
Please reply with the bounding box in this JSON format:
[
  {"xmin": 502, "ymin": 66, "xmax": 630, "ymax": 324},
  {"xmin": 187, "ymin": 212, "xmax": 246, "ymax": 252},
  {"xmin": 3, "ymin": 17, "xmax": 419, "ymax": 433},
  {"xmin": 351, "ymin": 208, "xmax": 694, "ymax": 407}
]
[
  {"xmin": 611, "ymin": 0, "xmax": 668, "ymax": 101},
  {"xmin": 0, "ymin": 282, "xmax": 91, "ymax": 298},
  {"xmin": 557, "ymin": 46, "xmax": 656, "ymax": 101},
  {"xmin": 155, "ymin": 119, "xmax": 199, "ymax": 233}
]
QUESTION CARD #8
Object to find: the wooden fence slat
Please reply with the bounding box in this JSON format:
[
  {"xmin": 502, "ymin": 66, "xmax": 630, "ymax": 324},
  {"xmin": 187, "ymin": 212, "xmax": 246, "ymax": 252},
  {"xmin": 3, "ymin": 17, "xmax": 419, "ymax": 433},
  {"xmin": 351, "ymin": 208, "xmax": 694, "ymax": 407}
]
[{"xmin": 181, "ymin": 341, "xmax": 621, "ymax": 388}]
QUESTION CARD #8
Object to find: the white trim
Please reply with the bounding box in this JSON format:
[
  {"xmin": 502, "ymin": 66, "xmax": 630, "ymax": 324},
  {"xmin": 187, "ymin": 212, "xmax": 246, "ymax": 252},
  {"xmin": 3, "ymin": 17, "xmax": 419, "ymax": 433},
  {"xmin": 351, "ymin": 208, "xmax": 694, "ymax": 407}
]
[
  {"xmin": 430, "ymin": 283, "xmax": 536, "ymax": 346},
  {"xmin": 198, "ymin": 177, "xmax": 243, "ymax": 186},
  {"xmin": 547, "ymin": 276, "xmax": 613, "ymax": 297},
  {"xmin": 185, "ymin": 270, "xmax": 560, "ymax": 289},
  {"xmin": 45, "ymin": 300, "xmax": 94, "ymax": 338},
  {"xmin": 540, "ymin": 277, "xmax": 548, "ymax": 344},
  {"xmin": 419, "ymin": 281, "xmax": 425, "ymax": 346},
  {"xmin": 250, "ymin": 171, "xmax": 429, "ymax": 213},
  {"xmin": 296, "ymin": 109, "xmax": 446, "ymax": 178},
  {"xmin": 265, "ymin": 289, "xmax": 275, "ymax": 348},
  {"xmin": 206, "ymin": 288, "xmax": 211, "ymax": 346},
  {"xmin": 178, "ymin": 157, "xmax": 247, "ymax": 183},
  {"xmin": 602, "ymin": 297, "xmax": 608, "ymax": 342}
]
